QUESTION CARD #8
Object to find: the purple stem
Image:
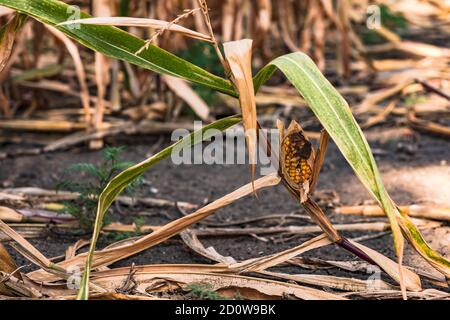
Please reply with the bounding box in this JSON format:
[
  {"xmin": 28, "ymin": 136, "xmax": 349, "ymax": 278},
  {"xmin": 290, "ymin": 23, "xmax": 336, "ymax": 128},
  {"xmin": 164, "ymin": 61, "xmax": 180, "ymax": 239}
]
[{"xmin": 338, "ymin": 237, "xmax": 377, "ymax": 266}]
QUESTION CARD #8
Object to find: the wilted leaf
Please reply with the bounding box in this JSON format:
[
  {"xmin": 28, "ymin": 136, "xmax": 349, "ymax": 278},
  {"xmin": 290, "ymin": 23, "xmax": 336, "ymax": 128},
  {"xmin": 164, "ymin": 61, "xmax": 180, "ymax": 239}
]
[
  {"xmin": 223, "ymin": 39, "xmax": 258, "ymax": 188},
  {"xmin": 0, "ymin": 12, "xmax": 26, "ymax": 72},
  {"xmin": 0, "ymin": 243, "xmax": 16, "ymax": 274},
  {"xmin": 45, "ymin": 25, "xmax": 91, "ymax": 123},
  {"xmin": 162, "ymin": 75, "xmax": 210, "ymax": 121},
  {"xmin": 58, "ymin": 17, "xmax": 212, "ymax": 42},
  {"xmin": 349, "ymin": 240, "xmax": 421, "ymax": 292},
  {"xmin": 0, "ymin": 218, "xmax": 66, "ymax": 278},
  {"xmin": 261, "ymin": 271, "xmax": 395, "ymax": 292}
]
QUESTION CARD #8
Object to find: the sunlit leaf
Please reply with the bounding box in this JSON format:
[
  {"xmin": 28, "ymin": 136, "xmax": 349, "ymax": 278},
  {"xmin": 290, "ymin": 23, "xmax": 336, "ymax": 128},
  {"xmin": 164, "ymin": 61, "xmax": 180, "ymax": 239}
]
[{"xmin": 223, "ymin": 39, "xmax": 257, "ymax": 188}]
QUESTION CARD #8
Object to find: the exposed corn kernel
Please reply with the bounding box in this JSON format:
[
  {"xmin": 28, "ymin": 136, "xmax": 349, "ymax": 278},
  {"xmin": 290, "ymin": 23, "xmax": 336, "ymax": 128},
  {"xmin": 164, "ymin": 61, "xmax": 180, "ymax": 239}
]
[{"xmin": 282, "ymin": 132, "xmax": 313, "ymax": 185}]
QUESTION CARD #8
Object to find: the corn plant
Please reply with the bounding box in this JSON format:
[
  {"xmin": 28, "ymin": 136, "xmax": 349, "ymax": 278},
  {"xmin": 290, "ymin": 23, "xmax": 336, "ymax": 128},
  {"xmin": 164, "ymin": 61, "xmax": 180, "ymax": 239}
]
[{"xmin": 1, "ymin": 0, "xmax": 449, "ymax": 300}]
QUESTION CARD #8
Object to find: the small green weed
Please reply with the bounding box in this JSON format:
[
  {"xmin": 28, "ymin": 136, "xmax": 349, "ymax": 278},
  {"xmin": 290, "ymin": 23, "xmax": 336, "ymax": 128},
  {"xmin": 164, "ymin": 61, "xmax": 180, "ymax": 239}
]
[
  {"xmin": 57, "ymin": 147, "xmax": 142, "ymax": 231},
  {"xmin": 107, "ymin": 217, "xmax": 146, "ymax": 242},
  {"xmin": 185, "ymin": 283, "xmax": 228, "ymax": 300}
]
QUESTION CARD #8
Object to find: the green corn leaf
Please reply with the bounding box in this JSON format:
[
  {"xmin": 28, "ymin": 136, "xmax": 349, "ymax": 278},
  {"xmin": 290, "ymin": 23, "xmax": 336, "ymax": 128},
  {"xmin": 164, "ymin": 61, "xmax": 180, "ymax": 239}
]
[
  {"xmin": 0, "ymin": 0, "xmax": 236, "ymax": 97},
  {"xmin": 254, "ymin": 52, "xmax": 450, "ymax": 279},
  {"xmin": 76, "ymin": 115, "xmax": 241, "ymax": 299}
]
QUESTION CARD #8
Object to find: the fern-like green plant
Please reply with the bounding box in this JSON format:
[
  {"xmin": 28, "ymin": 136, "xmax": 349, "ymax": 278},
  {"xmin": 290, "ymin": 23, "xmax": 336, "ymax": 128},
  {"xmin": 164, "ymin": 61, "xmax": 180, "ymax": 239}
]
[
  {"xmin": 185, "ymin": 283, "xmax": 228, "ymax": 300},
  {"xmin": 57, "ymin": 147, "xmax": 142, "ymax": 231}
]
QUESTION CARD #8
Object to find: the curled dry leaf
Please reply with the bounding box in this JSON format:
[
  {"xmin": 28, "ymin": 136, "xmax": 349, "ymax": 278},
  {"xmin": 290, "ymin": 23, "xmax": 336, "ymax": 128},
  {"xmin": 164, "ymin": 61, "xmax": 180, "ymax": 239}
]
[
  {"xmin": 257, "ymin": 0, "xmax": 271, "ymax": 32},
  {"xmin": 232, "ymin": 234, "xmax": 331, "ymax": 273},
  {"xmin": 0, "ymin": 272, "xmax": 42, "ymax": 298},
  {"xmin": 223, "ymin": 39, "xmax": 258, "ymax": 188},
  {"xmin": 0, "ymin": 13, "xmax": 26, "ymax": 72},
  {"xmin": 0, "ymin": 243, "xmax": 19, "ymax": 295},
  {"xmin": 58, "ymin": 17, "xmax": 212, "ymax": 42},
  {"xmin": 349, "ymin": 240, "xmax": 421, "ymax": 292},
  {"xmin": 180, "ymin": 229, "xmax": 237, "ymax": 264},
  {"xmin": 0, "ymin": 219, "xmax": 68, "ymax": 278},
  {"xmin": 261, "ymin": 271, "xmax": 395, "ymax": 292},
  {"xmin": 45, "ymin": 25, "xmax": 91, "ymax": 124},
  {"xmin": 0, "ymin": 206, "xmax": 23, "ymax": 222},
  {"xmin": 162, "ymin": 75, "xmax": 210, "ymax": 121},
  {"xmin": 0, "ymin": 243, "xmax": 17, "ymax": 274},
  {"xmin": 65, "ymin": 240, "xmax": 90, "ymax": 260}
]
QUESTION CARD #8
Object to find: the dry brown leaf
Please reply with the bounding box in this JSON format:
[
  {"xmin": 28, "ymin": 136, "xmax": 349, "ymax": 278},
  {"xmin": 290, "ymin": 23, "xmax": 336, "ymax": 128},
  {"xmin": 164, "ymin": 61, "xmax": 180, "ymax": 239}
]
[
  {"xmin": 92, "ymin": 264, "xmax": 229, "ymax": 278},
  {"xmin": 59, "ymin": 17, "xmax": 212, "ymax": 42},
  {"xmin": 0, "ymin": 243, "xmax": 19, "ymax": 295},
  {"xmin": 336, "ymin": 204, "xmax": 450, "ymax": 222},
  {"xmin": 45, "ymin": 25, "xmax": 91, "ymax": 124},
  {"xmin": 65, "ymin": 240, "xmax": 90, "ymax": 260},
  {"xmin": 257, "ymin": 0, "xmax": 271, "ymax": 32},
  {"xmin": 102, "ymin": 223, "xmax": 158, "ymax": 233},
  {"xmin": 180, "ymin": 229, "xmax": 237, "ymax": 264},
  {"xmin": 396, "ymin": 41, "xmax": 450, "ymax": 58},
  {"xmin": 90, "ymin": 0, "xmax": 113, "ymax": 149},
  {"xmin": 194, "ymin": 222, "xmax": 391, "ymax": 237},
  {"xmin": 223, "ymin": 39, "xmax": 257, "ymax": 189},
  {"xmin": 0, "ymin": 13, "xmax": 25, "ymax": 72},
  {"xmin": 0, "ymin": 206, "xmax": 23, "ymax": 222},
  {"xmin": 343, "ymin": 288, "xmax": 450, "ymax": 300},
  {"xmin": 355, "ymin": 81, "xmax": 412, "ymax": 114},
  {"xmin": 361, "ymin": 99, "xmax": 398, "ymax": 129},
  {"xmin": 222, "ymin": 0, "xmax": 235, "ymax": 42},
  {"xmin": 408, "ymin": 111, "xmax": 450, "ymax": 137},
  {"xmin": 0, "ymin": 119, "xmax": 87, "ymax": 131},
  {"xmin": 0, "ymin": 218, "xmax": 106, "ymax": 293},
  {"xmin": 81, "ymin": 292, "xmax": 161, "ymax": 300},
  {"xmin": 0, "ymin": 218, "xmax": 68, "ymax": 279},
  {"xmin": 14, "ymin": 78, "xmax": 111, "ymax": 112},
  {"xmin": 233, "ymin": 234, "xmax": 332, "ymax": 273},
  {"xmin": 310, "ymin": 130, "xmax": 329, "ymax": 193},
  {"xmin": 162, "ymin": 75, "xmax": 210, "ymax": 121},
  {"xmin": 349, "ymin": 240, "xmax": 422, "ymax": 292},
  {"xmin": 0, "ymin": 272, "xmax": 42, "ymax": 298},
  {"xmin": 261, "ymin": 271, "xmax": 396, "ymax": 292}
]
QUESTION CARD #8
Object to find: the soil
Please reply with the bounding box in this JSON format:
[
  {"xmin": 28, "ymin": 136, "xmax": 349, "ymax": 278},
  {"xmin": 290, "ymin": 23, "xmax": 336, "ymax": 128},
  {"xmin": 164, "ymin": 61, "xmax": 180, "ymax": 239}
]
[{"xmin": 1, "ymin": 124, "xmax": 450, "ymax": 293}]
